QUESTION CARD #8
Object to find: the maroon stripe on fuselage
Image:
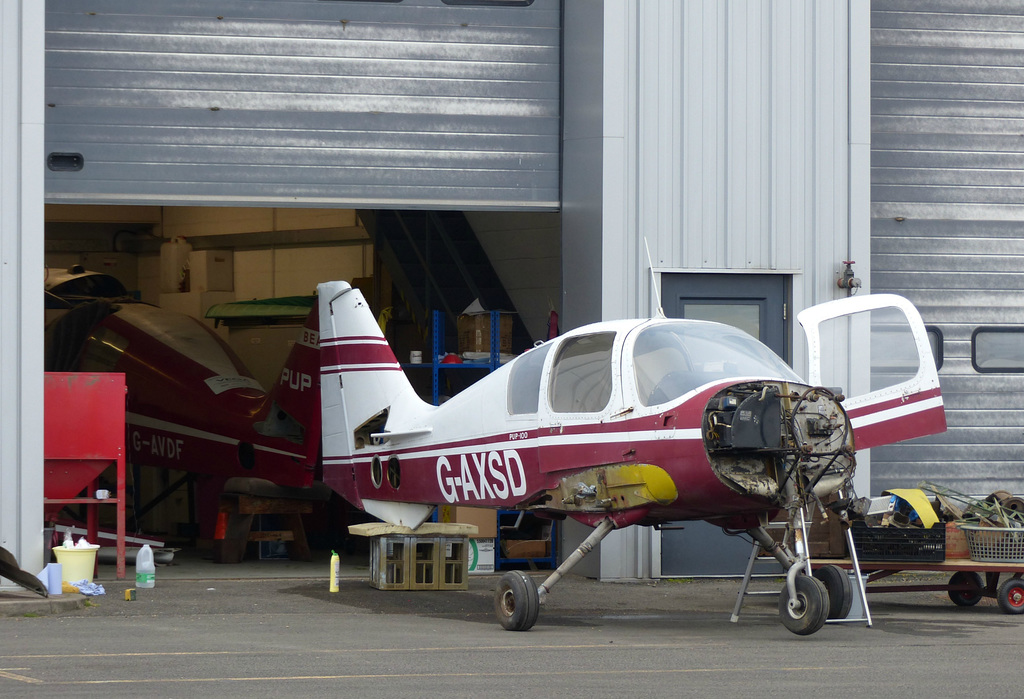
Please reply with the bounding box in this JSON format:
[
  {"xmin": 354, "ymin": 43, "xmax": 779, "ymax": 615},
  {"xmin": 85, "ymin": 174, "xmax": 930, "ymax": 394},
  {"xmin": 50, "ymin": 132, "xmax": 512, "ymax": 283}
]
[
  {"xmin": 320, "ymin": 380, "xmax": 734, "ymax": 463},
  {"xmin": 852, "ymin": 404, "xmax": 946, "ymax": 450},
  {"xmin": 321, "ymin": 429, "xmax": 761, "ymax": 519}
]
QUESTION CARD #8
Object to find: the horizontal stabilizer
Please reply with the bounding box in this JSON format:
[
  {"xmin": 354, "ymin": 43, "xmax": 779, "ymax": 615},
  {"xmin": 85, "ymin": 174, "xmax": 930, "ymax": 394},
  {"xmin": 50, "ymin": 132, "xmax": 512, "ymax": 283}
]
[{"xmin": 369, "ymin": 427, "xmax": 433, "ymax": 443}]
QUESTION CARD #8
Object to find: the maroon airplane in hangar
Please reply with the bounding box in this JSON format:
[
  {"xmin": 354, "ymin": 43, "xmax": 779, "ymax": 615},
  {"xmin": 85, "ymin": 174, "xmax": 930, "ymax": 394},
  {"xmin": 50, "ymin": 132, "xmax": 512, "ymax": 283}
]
[{"xmin": 45, "ymin": 267, "xmax": 322, "ymax": 533}]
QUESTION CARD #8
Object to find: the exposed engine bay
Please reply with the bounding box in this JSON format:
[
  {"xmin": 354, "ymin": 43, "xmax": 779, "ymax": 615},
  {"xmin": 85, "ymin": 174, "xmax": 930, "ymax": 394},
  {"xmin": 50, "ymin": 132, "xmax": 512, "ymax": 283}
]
[{"xmin": 703, "ymin": 381, "xmax": 855, "ymax": 506}]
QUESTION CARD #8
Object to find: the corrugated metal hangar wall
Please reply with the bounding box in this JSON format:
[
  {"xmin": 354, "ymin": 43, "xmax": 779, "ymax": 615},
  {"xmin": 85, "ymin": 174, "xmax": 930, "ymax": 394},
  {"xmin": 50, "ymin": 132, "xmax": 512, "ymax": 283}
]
[
  {"xmin": 871, "ymin": 1, "xmax": 1024, "ymax": 497},
  {"xmin": 562, "ymin": 1, "xmax": 870, "ymax": 384},
  {"xmin": 561, "ymin": 2, "xmax": 870, "ymax": 579},
  {"xmin": 44, "ymin": 0, "xmax": 560, "ymax": 209}
]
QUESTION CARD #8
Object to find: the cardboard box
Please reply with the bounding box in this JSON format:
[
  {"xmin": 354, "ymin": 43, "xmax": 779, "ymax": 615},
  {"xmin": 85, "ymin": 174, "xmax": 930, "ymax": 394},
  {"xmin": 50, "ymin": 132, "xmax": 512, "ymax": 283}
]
[
  {"xmin": 439, "ymin": 505, "xmax": 497, "ymax": 539},
  {"xmin": 468, "ymin": 538, "xmax": 495, "ymax": 574},
  {"xmin": 946, "ymin": 522, "xmax": 970, "ymax": 559},
  {"xmin": 502, "ymin": 539, "xmax": 550, "ymax": 559},
  {"xmin": 187, "ymin": 250, "xmax": 234, "ymax": 292},
  {"xmin": 457, "ymin": 313, "xmax": 513, "ymax": 354},
  {"xmin": 769, "ymin": 495, "xmax": 846, "ymax": 558}
]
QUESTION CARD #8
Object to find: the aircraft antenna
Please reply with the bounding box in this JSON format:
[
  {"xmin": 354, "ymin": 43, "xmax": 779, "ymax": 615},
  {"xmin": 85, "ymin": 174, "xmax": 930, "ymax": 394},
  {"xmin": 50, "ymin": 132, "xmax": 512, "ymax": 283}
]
[{"xmin": 644, "ymin": 238, "xmax": 665, "ymax": 319}]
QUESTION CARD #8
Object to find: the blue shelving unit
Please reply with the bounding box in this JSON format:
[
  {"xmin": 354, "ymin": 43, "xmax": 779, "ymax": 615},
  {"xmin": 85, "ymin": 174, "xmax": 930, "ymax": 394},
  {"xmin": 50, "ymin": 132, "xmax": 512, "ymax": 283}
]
[
  {"xmin": 402, "ymin": 309, "xmax": 504, "ymax": 405},
  {"xmin": 495, "ymin": 510, "xmax": 558, "ymax": 570},
  {"xmin": 404, "ymin": 311, "xmax": 557, "ymax": 570}
]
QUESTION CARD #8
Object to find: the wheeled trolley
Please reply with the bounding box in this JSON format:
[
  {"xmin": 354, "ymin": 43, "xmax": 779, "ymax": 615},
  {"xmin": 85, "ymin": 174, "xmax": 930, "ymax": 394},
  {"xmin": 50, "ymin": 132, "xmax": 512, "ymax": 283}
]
[{"xmin": 830, "ymin": 557, "xmax": 1024, "ymax": 615}]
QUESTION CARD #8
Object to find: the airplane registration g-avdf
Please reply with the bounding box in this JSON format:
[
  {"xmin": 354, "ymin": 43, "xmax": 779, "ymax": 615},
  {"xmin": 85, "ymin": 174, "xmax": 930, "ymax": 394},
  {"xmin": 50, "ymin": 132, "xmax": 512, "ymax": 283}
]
[{"xmin": 317, "ymin": 281, "xmax": 945, "ymax": 635}]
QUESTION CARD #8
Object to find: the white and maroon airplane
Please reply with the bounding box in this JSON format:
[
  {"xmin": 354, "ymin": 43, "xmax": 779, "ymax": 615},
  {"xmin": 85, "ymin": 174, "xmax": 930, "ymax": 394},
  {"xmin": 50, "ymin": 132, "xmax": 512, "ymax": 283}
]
[{"xmin": 318, "ymin": 281, "xmax": 945, "ymax": 635}]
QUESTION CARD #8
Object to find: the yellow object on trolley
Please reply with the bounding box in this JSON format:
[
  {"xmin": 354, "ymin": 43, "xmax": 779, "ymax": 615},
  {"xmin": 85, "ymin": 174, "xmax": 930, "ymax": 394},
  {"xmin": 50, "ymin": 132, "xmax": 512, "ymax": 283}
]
[{"xmin": 885, "ymin": 488, "xmax": 940, "ymax": 529}]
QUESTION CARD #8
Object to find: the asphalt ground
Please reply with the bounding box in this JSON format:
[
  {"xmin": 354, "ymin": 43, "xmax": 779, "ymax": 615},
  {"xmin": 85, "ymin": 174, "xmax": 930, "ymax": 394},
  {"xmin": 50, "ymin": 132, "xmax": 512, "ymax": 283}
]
[{"xmin": 2, "ymin": 559, "xmax": 1023, "ymax": 698}]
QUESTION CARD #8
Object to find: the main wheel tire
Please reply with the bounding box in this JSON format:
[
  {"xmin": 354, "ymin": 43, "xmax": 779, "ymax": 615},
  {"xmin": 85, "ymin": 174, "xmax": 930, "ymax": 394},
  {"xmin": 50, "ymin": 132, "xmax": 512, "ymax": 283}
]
[
  {"xmin": 948, "ymin": 571, "xmax": 984, "ymax": 606},
  {"xmin": 814, "ymin": 564, "xmax": 853, "ymax": 620},
  {"xmin": 494, "ymin": 571, "xmax": 540, "ymax": 631},
  {"xmin": 778, "ymin": 575, "xmax": 829, "ymax": 636},
  {"xmin": 997, "ymin": 578, "xmax": 1024, "ymax": 615}
]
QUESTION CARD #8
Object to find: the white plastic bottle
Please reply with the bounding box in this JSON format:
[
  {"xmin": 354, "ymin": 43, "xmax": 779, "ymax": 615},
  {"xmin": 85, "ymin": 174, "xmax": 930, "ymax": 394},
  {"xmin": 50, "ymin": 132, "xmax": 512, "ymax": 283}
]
[{"xmin": 135, "ymin": 544, "xmax": 156, "ymax": 589}]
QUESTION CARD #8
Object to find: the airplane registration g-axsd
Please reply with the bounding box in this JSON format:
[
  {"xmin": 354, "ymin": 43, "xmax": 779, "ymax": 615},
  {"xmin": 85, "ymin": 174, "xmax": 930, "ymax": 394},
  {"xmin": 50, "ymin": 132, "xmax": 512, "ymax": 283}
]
[{"xmin": 318, "ymin": 281, "xmax": 945, "ymax": 635}]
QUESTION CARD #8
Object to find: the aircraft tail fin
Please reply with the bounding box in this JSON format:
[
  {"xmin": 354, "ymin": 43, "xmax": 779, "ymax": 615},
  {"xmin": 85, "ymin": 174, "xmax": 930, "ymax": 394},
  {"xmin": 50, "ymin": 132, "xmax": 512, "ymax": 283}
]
[
  {"xmin": 318, "ymin": 281, "xmax": 429, "ymax": 507},
  {"xmin": 256, "ymin": 300, "xmax": 323, "ymax": 472}
]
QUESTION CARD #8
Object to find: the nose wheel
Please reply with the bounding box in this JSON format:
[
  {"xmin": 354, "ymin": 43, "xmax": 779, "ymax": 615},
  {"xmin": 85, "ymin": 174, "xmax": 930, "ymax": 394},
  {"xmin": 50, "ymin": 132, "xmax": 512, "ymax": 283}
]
[
  {"xmin": 814, "ymin": 563, "xmax": 853, "ymax": 620},
  {"xmin": 779, "ymin": 574, "xmax": 829, "ymax": 635}
]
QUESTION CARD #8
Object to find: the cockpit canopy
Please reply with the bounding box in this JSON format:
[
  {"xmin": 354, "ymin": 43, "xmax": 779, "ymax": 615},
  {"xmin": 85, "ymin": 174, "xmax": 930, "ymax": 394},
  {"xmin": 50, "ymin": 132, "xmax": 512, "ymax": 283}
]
[{"xmin": 507, "ymin": 319, "xmax": 800, "ymax": 415}]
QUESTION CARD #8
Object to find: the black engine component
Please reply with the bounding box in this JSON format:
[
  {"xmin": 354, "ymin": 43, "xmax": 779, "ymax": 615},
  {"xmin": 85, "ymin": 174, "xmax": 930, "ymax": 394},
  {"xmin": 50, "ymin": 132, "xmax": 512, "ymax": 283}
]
[{"xmin": 707, "ymin": 386, "xmax": 783, "ymax": 450}]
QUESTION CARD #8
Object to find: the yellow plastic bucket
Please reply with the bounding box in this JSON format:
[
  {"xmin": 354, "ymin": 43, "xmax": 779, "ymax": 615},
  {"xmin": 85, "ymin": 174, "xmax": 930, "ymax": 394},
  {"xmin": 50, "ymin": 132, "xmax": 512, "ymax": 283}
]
[{"xmin": 52, "ymin": 545, "xmax": 100, "ymax": 583}]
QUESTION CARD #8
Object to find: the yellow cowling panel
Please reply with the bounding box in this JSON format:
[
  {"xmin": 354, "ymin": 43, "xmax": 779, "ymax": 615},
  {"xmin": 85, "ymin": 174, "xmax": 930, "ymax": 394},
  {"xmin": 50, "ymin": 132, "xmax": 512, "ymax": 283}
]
[
  {"xmin": 549, "ymin": 463, "xmax": 679, "ymax": 512},
  {"xmin": 613, "ymin": 464, "xmax": 678, "ymax": 506}
]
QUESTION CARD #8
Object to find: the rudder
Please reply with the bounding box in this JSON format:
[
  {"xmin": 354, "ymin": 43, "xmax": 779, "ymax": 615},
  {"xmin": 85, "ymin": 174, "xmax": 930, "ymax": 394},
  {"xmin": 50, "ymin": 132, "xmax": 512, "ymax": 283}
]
[
  {"xmin": 259, "ymin": 299, "xmax": 322, "ymax": 468},
  {"xmin": 318, "ymin": 281, "xmax": 425, "ymax": 468}
]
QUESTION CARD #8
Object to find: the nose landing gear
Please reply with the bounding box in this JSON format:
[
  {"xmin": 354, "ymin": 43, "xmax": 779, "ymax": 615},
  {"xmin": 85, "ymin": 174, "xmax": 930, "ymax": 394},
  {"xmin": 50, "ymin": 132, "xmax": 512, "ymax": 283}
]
[{"xmin": 778, "ymin": 574, "xmax": 829, "ymax": 635}]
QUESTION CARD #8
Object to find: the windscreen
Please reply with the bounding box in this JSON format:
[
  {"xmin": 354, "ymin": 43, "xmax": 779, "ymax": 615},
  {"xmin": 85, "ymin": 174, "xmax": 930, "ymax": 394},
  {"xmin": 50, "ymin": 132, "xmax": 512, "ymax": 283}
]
[{"xmin": 633, "ymin": 322, "xmax": 799, "ymax": 406}]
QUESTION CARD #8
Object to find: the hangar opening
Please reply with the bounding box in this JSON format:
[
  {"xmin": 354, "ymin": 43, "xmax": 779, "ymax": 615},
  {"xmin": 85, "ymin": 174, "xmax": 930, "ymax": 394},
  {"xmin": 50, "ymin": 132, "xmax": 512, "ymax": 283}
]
[
  {"xmin": 43, "ymin": 0, "xmax": 562, "ymax": 559},
  {"xmin": 43, "ymin": 204, "xmax": 560, "ymax": 558}
]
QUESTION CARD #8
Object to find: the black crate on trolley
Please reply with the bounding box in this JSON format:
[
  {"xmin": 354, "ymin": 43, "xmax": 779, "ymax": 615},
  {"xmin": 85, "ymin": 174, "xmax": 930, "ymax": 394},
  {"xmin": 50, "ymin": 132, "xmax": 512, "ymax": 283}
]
[{"xmin": 850, "ymin": 521, "xmax": 946, "ymax": 562}]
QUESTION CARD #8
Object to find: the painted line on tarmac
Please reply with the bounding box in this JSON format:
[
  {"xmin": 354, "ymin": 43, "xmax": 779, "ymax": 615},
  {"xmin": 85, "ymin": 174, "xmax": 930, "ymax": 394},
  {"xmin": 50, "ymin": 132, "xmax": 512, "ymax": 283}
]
[
  {"xmin": 29, "ymin": 666, "xmax": 875, "ymax": 687},
  {"xmin": 0, "ymin": 669, "xmax": 43, "ymax": 684},
  {"xmin": 1, "ymin": 641, "xmax": 727, "ymax": 661}
]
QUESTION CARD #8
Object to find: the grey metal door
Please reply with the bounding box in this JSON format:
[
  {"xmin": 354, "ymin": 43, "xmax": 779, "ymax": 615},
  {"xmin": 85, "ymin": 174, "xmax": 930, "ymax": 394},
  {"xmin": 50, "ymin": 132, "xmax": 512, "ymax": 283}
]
[
  {"xmin": 663, "ymin": 273, "xmax": 787, "ymax": 359},
  {"xmin": 659, "ymin": 273, "xmax": 787, "ymax": 576}
]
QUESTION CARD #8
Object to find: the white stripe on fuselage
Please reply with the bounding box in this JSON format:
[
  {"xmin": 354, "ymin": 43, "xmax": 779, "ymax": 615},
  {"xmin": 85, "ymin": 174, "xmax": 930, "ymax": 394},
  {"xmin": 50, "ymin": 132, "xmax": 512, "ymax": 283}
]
[
  {"xmin": 323, "ymin": 426, "xmax": 703, "ymax": 465},
  {"xmin": 849, "ymin": 396, "xmax": 944, "ymax": 430},
  {"xmin": 321, "ymin": 363, "xmax": 400, "ymax": 374},
  {"xmin": 126, "ymin": 412, "xmax": 305, "ymax": 459},
  {"xmin": 321, "ymin": 337, "xmax": 390, "ymax": 346}
]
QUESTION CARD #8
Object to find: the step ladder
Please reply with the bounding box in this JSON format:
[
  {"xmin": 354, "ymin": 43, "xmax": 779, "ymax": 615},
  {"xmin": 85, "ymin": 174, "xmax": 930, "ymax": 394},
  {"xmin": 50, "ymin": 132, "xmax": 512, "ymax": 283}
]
[{"xmin": 730, "ymin": 518, "xmax": 872, "ymax": 626}]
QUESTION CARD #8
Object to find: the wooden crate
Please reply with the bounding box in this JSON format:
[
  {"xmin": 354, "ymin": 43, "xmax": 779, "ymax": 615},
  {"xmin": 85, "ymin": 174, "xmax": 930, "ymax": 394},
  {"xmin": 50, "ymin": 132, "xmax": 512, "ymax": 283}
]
[{"xmin": 369, "ymin": 536, "xmax": 410, "ymax": 591}]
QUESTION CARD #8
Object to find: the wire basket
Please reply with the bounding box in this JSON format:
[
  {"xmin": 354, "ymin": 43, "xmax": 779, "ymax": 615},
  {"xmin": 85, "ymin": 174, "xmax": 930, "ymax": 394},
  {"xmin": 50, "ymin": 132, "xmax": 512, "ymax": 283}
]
[{"xmin": 960, "ymin": 524, "xmax": 1024, "ymax": 563}]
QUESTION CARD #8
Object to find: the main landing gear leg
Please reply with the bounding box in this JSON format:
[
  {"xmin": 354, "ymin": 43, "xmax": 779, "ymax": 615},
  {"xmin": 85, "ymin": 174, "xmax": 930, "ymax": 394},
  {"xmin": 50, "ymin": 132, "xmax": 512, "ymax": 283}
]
[{"xmin": 494, "ymin": 518, "xmax": 615, "ymax": 631}]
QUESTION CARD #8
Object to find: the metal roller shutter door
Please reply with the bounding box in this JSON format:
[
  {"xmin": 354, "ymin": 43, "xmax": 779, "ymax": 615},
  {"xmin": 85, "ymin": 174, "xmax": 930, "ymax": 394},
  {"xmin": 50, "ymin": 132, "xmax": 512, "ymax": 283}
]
[{"xmin": 44, "ymin": 0, "xmax": 560, "ymax": 210}]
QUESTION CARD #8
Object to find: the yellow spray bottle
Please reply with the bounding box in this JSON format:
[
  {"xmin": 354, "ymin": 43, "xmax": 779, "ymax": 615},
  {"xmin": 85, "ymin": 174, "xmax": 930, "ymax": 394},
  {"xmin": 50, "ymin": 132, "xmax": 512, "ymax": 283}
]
[{"xmin": 330, "ymin": 550, "xmax": 340, "ymax": 593}]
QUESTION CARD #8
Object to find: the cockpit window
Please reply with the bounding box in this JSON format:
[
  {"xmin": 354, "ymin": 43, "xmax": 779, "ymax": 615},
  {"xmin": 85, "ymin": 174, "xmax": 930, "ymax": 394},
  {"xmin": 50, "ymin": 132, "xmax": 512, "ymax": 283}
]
[
  {"xmin": 49, "ymin": 274, "xmax": 128, "ymax": 301},
  {"xmin": 633, "ymin": 322, "xmax": 799, "ymax": 406},
  {"xmin": 549, "ymin": 332, "xmax": 615, "ymax": 413},
  {"xmin": 507, "ymin": 343, "xmax": 551, "ymax": 415}
]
